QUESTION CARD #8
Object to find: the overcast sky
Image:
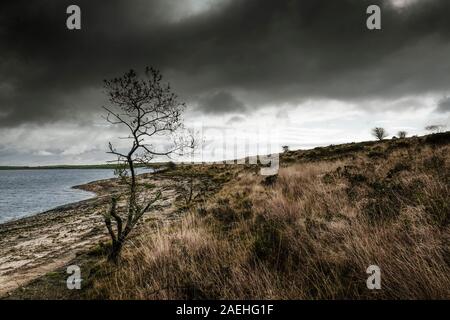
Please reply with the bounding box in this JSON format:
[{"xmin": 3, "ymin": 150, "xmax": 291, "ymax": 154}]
[{"xmin": 1, "ymin": 0, "xmax": 449, "ymax": 165}]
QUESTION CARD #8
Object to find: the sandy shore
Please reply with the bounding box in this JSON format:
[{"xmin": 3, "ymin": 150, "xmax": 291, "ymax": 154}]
[{"xmin": 0, "ymin": 172, "xmax": 180, "ymax": 297}]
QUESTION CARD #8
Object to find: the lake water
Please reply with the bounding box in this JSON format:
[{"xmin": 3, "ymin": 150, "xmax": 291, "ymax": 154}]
[{"xmin": 0, "ymin": 169, "xmax": 147, "ymax": 223}]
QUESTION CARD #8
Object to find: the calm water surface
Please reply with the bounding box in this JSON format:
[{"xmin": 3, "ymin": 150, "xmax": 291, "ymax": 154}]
[{"xmin": 0, "ymin": 169, "xmax": 146, "ymax": 223}]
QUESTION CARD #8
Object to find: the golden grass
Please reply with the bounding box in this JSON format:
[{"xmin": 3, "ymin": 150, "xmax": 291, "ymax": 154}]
[{"xmin": 88, "ymin": 140, "xmax": 450, "ymax": 299}]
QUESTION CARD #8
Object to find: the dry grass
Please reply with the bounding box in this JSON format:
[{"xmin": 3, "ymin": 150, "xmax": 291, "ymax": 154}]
[{"xmin": 88, "ymin": 136, "xmax": 450, "ymax": 299}]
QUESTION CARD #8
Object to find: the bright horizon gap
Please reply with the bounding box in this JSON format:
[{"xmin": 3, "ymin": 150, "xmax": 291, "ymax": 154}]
[{"xmin": 0, "ymin": 132, "xmax": 444, "ymax": 167}]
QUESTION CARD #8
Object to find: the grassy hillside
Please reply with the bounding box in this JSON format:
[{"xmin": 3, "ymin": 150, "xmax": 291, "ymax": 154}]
[
  {"xmin": 5, "ymin": 132, "xmax": 448, "ymax": 300},
  {"xmin": 84, "ymin": 132, "xmax": 449, "ymax": 299}
]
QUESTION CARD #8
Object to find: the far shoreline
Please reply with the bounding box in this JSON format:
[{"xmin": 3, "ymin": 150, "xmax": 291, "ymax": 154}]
[{"xmin": 0, "ymin": 163, "xmax": 165, "ymax": 170}]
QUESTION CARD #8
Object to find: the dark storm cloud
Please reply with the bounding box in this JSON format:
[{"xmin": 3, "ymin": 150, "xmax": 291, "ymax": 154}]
[
  {"xmin": 1, "ymin": 0, "xmax": 450, "ymax": 126},
  {"xmin": 196, "ymin": 91, "xmax": 246, "ymax": 114},
  {"xmin": 436, "ymin": 96, "xmax": 450, "ymax": 113}
]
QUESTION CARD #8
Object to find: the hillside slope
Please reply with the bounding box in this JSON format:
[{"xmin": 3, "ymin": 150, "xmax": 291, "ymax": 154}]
[{"xmin": 87, "ymin": 132, "xmax": 450, "ymax": 299}]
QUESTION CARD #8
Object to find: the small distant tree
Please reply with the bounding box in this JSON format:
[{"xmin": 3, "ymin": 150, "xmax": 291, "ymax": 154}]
[
  {"xmin": 102, "ymin": 67, "xmax": 194, "ymax": 263},
  {"xmin": 282, "ymin": 145, "xmax": 289, "ymax": 153},
  {"xmin": 425, "ymin": 124, "xmax": 446, "ymax": 134},
  {"xmin": 398, "ymin": 131, "xmax": 407, "ymax": 139},
  {"xmin": 371, "ymin": 127, "xmax": 388, "ymax": 141}
]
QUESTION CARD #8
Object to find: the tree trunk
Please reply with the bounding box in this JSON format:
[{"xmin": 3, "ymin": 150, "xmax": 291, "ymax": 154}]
[{"xmin": 108, "ymin": 240, "xmax": 123, "ymax": 264}]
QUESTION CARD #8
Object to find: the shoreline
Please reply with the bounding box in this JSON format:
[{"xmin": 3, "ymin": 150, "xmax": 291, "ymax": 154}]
[
  {"xmin": 0, "ymin": 164, "xmax": 165, "ymax": 171},
  {"xmin": 0, "ymin": 191, "xmax": 97, "ymax": 228},
  {"xmin": 0, "ymin": 169, "xmax": 155, "ymax": 226},
  {"xmin": 0, "ymin": 172, "xmax": 178, "ymax": 298}
]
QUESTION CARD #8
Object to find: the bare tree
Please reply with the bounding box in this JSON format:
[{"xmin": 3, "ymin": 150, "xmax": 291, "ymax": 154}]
[
  {"xmin": 425, "ymin": 124, "xmax": 446, "ymax": 134},
  {"xmin": 102, "ymin": 67, "xmax": 193, "ymax": 263},
  {"xmin": 398, "ymin": 131, "xmax": 407, "ymax": 139},
  {"xmin": 371, "ymin": 127, "xmax": 388, "ymax": 141}
]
